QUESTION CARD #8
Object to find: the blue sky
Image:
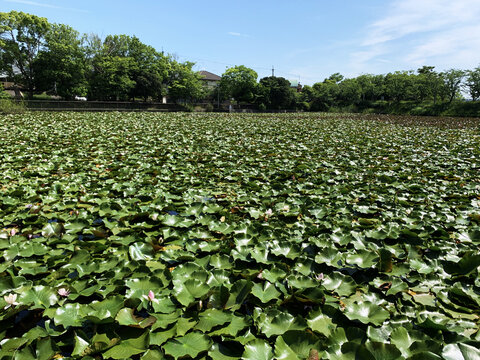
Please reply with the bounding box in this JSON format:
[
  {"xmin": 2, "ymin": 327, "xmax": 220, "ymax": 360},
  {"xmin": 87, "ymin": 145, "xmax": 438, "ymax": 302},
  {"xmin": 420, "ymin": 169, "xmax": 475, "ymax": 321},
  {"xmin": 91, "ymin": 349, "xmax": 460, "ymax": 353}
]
[{"xmin": 2, "ymin": 0, "xmax": 480, "ymax": 85}]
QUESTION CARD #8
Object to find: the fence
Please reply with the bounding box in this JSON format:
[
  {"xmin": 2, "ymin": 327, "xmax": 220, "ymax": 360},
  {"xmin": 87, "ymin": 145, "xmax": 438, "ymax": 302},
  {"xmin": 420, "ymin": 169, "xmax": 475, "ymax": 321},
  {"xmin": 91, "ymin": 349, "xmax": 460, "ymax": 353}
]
[{"xmin": 16, "ymin": 100, "xmax": 185, "ymax": 112}]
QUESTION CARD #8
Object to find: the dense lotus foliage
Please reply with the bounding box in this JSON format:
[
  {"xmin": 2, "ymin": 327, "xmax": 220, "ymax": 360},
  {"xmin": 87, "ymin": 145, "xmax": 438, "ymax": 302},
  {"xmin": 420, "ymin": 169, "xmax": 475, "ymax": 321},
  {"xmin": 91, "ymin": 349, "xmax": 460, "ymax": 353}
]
[{"xmin": 0, "ymin": 112, "xmax": 480, "ymax": 359}]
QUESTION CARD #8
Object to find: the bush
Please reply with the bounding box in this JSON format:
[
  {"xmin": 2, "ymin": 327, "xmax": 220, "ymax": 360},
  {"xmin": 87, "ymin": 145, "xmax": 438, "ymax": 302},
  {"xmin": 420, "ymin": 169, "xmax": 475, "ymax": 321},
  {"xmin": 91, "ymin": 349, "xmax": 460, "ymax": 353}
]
[
  {"xmin": 183, "ymin": 104, "xmax": 195, "ymax": 112},
  {"xmin": 258, "ymin": 103, "xmax": 267, "ymax": 112},
  {"xmin": 204, "ymin": 103, "xmax": 214, "ymax": 112},
  {"xmin": 0, "ymin": 99, "xmax": 26, "ymax": 114}
]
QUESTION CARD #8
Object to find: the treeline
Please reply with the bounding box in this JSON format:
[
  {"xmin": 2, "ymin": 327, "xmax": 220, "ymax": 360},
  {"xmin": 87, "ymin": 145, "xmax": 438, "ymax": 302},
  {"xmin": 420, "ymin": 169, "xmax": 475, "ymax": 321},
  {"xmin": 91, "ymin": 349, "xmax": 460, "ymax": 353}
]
[
  {"xmin": 0, "ymin": 11, "xmax": 204, "ymax": 102},
  {"xmin": 297, "ymin": 67, "xmax": 480, "ymax": 114},
  {"xmin": 1, "ymin": 11, "xmax": 480, "ymax": 116},
  {"xmin": 216, "ymin": 66, "xmax": 480, "ymax": 115}
]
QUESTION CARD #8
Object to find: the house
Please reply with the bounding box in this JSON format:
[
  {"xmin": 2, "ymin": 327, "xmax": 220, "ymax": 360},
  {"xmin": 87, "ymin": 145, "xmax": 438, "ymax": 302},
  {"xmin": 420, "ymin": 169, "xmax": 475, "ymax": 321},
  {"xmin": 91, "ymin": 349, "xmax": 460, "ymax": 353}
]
[
  {"xmin": 199, "ymin": 71, "xmax": 221, "ymax": 89},
  {"xmin": 1, "ymin": 68, "xmax": 25, "ymax": 99},
  {"xmin": 288, "ymin": 80, "xmax": 302, "ymax": 92}
]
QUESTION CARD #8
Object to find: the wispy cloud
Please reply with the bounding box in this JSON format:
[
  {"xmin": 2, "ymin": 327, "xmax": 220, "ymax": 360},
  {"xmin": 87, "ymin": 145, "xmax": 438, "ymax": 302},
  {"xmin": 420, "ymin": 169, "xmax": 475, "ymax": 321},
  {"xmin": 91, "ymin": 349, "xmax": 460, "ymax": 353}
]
[
  {"xmin": 227, "ymin": 31, "xmax": 250, "ymax": 38},
  {"xmin": 4, "ymin": 0, "xmax": 88, "ymax": 13},
  {"xmin": 352, "ymin": 0, "xmax": 480, "ymax": 72}
]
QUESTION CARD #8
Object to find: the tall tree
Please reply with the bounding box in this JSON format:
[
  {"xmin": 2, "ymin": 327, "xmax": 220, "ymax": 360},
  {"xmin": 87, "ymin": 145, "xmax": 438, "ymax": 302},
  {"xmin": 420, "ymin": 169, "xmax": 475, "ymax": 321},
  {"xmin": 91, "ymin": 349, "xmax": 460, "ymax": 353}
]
[
  {"xmin": 417, "ymin": 66, "xmax": 445, "ymax": 104},
  {"xmin": 33, "ymin": 24, "xmax": 87, "ymax": 99},
  {"xmin": 89, "ymin": 55, "xmax": 135, "ymax": 101},
  {"xmin": 465, "ymin": 66, "xmax": 480, "ymax": 101},
  {"xmin": 384, "ymin": 71, "xmax": 415, "ymax": 102},
  {"xmin": 257, "ymin": 76, "xmax": 295, "ymax": 110},
  {"xmin": 442, "ymin": 69, "xmax": 465, "ymax": 103},
  {"xmin": 167, "ymin": 60, "xmax": 204, "ymax": 103},
  {"xmin": 0, "ymin": 11, "xmax": 50, "ymax": 98},
  {"xmin": 220, "ymin": 65, "xmax": 258, "ymax": 102},
  {"xmin": 338, "ymin": 78, "xmax": 361, "ymax": 105}
]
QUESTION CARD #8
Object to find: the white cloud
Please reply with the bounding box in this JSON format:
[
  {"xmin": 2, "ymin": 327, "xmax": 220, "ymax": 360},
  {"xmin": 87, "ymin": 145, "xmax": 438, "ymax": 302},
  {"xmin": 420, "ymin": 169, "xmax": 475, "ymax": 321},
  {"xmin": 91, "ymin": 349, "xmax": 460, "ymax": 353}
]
[
  {"xmin": 353, "ymin": 0, "xmax": 480, "ymax": 72},
  {"xmin": 4, "ymin": 0, "xmax": 87, "ymax": 13},
  {"xmin": 227, "ymin": 32, "xmax": 250, "ymax": 38}
]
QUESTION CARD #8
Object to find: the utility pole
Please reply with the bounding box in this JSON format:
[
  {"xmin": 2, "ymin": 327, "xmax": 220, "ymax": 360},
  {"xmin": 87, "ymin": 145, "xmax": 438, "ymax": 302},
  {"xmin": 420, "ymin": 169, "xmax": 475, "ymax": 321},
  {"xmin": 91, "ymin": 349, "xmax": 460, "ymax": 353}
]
[{"xmin": 272, "ymin": 66, "xmax": 275, "ymax": 77}]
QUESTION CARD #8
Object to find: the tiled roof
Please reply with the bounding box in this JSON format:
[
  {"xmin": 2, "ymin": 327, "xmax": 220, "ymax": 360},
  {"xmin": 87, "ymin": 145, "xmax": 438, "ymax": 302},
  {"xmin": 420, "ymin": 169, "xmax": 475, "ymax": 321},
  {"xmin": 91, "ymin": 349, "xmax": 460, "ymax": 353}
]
[{"xmin": 199, "ymin": 71, "xmax": 221, "ymax": 81}]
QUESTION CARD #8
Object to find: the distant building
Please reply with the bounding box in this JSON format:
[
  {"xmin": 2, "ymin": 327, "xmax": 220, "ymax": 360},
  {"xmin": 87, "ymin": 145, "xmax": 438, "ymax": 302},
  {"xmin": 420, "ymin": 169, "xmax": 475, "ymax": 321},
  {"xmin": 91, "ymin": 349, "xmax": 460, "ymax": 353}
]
[
  {"xmin": 288, "ymin": 80, "xmax": 302, "ymax": 92},
  {"xmin": 199, "ymin": 71, "xmax": 221, "ymax": 89}
]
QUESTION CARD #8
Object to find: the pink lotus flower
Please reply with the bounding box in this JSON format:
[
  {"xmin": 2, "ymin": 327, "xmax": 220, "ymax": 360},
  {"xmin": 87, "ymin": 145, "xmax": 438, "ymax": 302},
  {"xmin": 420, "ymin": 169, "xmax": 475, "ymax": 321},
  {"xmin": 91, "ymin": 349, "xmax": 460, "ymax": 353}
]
[
  {"xmin": 148, "ymin": 290, "xmax": 155, "ymax": 301},
  {"xmin": 58, "ymin": 288, "xmax": 70, "ymax": 297},
  {"xmin": 316, "ymin": 273, "xmax": 324, "ymax": 281},
  {"xmin": 265, "ymin": 209, "xmax": 273, "ymax": 217},
  {"xmin": 4, "ymin": 293, "xmax": 19, "ymax": 309}
]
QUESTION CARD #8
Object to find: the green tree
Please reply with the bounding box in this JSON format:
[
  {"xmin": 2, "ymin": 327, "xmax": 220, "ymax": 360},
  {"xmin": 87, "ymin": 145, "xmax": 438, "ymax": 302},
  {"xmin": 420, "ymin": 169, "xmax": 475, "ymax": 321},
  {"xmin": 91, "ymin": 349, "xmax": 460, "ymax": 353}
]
[
  {"xmin": 442, "ymin": 69, "xmax": 465, "ymax": 103},
  {"xmin": 0, "ymin": 11, "xmax": 50, "ymax": 98},
  {"xmin": 327, "ymin": 72, "xmax": 344, "ymax": 84},
  {"xmin": 220, "ymin": 65, "xmax": 258, "ymax": 102},
  {"xmin": 33, "ymin": 23, "xmax": 87, "ymax": 99},
  {"xmin": 167, "ymin": 60, "xmax": 204, "ymax": 104},
  {"xmin": 310, "ymin": 76, "xmax": 341, "ymax": 111},
  {"xmin": 338, "ymin": 78, "xmax": 361, "ymax": 106},
  {"xmin": 86, "ymin": 34, "xmax": 169, "ymax": 101},
  {"xmin": 89, "ymin": 55, "xmax": 135, "ymax": 100},
  {"xmin": 465, "ymin": 66, "xmax": 480, "ymax": 101},
  {"xmin": 257, "ymin": 76, "xmax": 295, "ymax": 110},
  {"xmin": 384, "ymin": 71, "xmax": 415, "ymax": 102},
  {"xmin": 127, "ymin": 37, "xmax": 169, "ymax": 101}
]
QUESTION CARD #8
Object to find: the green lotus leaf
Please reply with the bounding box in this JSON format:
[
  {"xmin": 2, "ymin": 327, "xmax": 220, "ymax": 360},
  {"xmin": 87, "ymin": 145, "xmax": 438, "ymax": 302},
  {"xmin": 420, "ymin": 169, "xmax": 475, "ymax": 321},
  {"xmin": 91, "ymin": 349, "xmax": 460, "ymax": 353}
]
[
  {"xmin": 444, "ymin": 253, "xmax": 480, "ymax": 275},
  {"xmin": 251, "ymin": 281, "xmax": 281, "ymax": 303},
  {"xmin": 53, "ymin": 303, "xmax": 83, "ymax": 328},
  {"xmin": 129, "ymin": 242, "xmax": 154, "ymax": 261},
  {"xmin": 150, "ymin": 326, "xmax": 177, "ymax": 346},
  {"xmin": 224, "ymin": 280, "xmax": 253, "ymax": 310},
  {"xmin": 442, "ymin": 343, "xmax": 480, "ymax": 360},
  {"xmin": 280, "ymin": 331, "xmax": 322, "ymax": 358},
  {"xmin": 163, "ymin": 332, "xmax": 212, "ymax": 359},
  {"xmin": 346, "ymin": 250, "xmax": 379, "ymax": 268},
  {"xmin": 274, "ymin": 336, "xmax": 300, "ymax": 360},
  {"xmin": 315, "ymin": 247, "xmax": 343, "ymax": 267},
  {"xmin": 208, "ymin": 342, "xmax": 244, "ymax": 360},
  {"xmin": 344, "ymin": 301, "xmax": 390, "ymax": 326},
  {"xmin": 195, "ymin": 309, "xmax": 233, "ymax": 332},
  {"xmin": 173, "ymin": 278, "xmax": 210, "ymax": 307},
  {"xmin": 64, "ymin": 219, "xmax": 90, "ymax": 234},
  {"xmin": 72, "ymin": 334, "xmax": 90, "ymax": 357},
  {"xmin": 407, "ymin": 352, "xmax": 442, "ymax": 360},
  {"xmin": 242, "ymin": 339, "xmax": 274, "ymax": 360},
  {"xmin": 364, "ymin": 342, "xmax": 403, "ymax": 360},
  {"xmin": 210, "ymin": 315, "xmax": 251, "ymax": 337},
  {"xmin": 141, "ymin": 349, "xmax": 167, "ymax": 360},
  {"xmin": 102, "ymin": 330, "xmax": 149, "ymax": 359},
  {"xmin": 306, "ymin": 308, "xmax": 336, "ymax": 337},
  {"xmin": 41, "ymin": 222, "xmax": 63, "ymax": 238},
  {"xmin": 255, "ymin": 309, "xmax": 307, "ymax": 337},
  {"xmin": 115, "ymin": 308, "xmax": 156, "ymax": 328},
  {"xmin": 19, "ymin": 285, "xmax": 58, "ymax": 309},
  {"xmin": 322, "ymin": 272, "xmax": 357, "ymax": 297},
  {"xmin": 151, "ymin": 310, "xmax": 182, "ymax": 331}
]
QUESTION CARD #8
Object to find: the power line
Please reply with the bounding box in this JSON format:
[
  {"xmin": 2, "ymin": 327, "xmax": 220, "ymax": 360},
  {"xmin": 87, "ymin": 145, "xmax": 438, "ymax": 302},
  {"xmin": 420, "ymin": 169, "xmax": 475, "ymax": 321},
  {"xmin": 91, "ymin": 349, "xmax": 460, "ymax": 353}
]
[{"xmin": 173, "ymin": 52, "xmax": 318, "ymax": 83}]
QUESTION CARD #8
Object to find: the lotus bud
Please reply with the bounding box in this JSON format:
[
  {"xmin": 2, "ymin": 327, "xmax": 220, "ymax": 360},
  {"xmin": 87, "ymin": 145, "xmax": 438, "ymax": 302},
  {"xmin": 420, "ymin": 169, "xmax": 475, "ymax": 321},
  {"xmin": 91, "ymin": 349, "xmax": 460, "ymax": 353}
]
[{"xmin": 148, "ymin": 290, "xmax": 155, "ymax": 301}]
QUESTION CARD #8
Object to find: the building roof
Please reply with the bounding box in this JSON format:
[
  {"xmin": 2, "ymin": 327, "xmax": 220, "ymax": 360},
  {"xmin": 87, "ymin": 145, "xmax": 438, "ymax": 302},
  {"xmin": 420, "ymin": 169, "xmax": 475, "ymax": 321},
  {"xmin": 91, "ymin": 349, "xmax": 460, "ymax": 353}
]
[
  {"xmin": 289, "ymin": 80, "xmax": 300, "ymax": 88},
  {"xmin": 199, "ymin": 71, "xmax": 221, "ymax": 81}
]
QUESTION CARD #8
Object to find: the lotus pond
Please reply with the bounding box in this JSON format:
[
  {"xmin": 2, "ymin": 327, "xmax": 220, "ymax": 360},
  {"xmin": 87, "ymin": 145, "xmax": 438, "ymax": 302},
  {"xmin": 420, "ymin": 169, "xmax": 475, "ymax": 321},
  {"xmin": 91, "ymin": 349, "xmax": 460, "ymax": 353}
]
[{"xmin": 0, "ymin": 112, "xmax": 480, "ymax": 359}]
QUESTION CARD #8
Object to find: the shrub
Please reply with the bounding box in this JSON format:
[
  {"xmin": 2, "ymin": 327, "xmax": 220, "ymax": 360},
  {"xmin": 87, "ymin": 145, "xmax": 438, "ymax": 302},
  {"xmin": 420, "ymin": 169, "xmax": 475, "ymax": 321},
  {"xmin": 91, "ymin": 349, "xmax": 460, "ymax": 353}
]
[{"xmin": 0, "ymin": 99, "xmax": 26, "ymax": 114}]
